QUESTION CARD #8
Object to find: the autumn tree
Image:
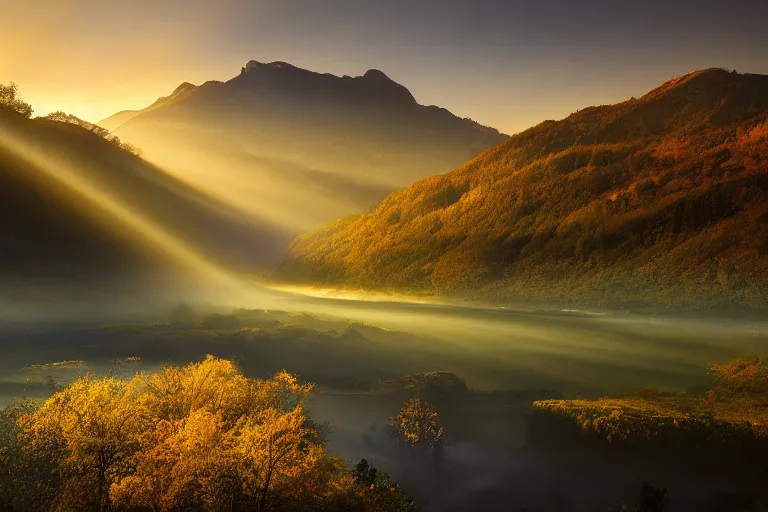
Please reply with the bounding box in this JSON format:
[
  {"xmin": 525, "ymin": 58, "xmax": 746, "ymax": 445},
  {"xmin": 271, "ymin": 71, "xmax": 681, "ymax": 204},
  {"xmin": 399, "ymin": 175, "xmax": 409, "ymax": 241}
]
[
  {"xmin": 0, "ymin": 82, "xmax": 33, "ymax": 118},
  {"xmin": 6, "ymin": 357, "xmax": 411, "ymax": 511},
  {"xmin": 19, "ymin": 375, "xmax": 148, "ymax": 512},
  {"xmin": 389, "ymin": 398, "xmax": 444, "ymax": 453},
  {"xmin": 237, "ymin": 406, "xmax": 320, "ymax": 511},
  {"xmin": 111, "ymin": 409, "xmax": 241, "ymax": 511},
  {"xmin": 707, "ymin": 356, "xmax": 768, "ymax": 395}
]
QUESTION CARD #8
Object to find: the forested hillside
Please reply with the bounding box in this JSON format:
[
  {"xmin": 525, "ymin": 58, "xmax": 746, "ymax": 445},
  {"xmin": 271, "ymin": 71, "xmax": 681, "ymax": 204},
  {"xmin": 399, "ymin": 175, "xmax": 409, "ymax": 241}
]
[{"xmin": 280, "ymin": 69, "xmax": 768, "ymax": 310}]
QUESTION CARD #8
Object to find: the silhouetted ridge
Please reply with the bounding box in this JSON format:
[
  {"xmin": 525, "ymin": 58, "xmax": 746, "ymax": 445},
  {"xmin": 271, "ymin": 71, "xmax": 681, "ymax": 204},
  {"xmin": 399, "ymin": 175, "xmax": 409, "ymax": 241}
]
[{"xmin": 100, "ymin": 59, "xmax": 506, "ymax": 224}]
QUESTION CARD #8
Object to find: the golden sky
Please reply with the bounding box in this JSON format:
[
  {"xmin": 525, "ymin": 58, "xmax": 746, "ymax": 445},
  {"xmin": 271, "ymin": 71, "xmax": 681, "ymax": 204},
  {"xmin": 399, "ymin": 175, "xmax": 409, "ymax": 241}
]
[{"xmin": 2, "ymin": 0, "xmax": 767, "ymax": 133}]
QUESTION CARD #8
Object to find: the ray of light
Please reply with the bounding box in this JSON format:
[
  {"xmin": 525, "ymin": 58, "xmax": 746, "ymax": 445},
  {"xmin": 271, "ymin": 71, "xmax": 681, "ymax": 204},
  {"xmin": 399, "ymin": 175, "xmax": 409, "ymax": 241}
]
[{"xmin": 0, "ymin": 124, "xmax": 264, "ymax": 303}]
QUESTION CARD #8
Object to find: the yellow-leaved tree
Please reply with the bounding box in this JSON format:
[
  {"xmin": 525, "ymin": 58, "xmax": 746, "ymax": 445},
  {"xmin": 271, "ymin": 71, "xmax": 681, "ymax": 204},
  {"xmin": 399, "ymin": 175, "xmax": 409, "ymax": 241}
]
[
  {"xmin": 13, "ymin": 356, "xmax": 414, "ymax": 512},
  {"xmin": 20, "ymin": 375, "xmax": 148, "ymax": 512}
]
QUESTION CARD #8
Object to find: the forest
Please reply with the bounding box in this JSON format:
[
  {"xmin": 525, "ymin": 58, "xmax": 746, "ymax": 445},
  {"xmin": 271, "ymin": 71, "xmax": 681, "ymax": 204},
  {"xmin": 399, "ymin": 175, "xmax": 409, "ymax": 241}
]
[{"xmin": 280, "ymin": 69, "xmax": 768, "ymax": 312}]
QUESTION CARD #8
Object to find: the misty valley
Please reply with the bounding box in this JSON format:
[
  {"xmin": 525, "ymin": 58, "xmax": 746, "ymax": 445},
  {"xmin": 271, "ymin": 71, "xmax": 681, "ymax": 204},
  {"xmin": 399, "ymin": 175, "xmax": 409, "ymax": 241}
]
[
  {"xmin": 2, "ymin": 295, "xmax": 767, "ymax": 511},
  {"xmin": 3, "ymin": 5, "xmax": 768, "ymax": 510}
]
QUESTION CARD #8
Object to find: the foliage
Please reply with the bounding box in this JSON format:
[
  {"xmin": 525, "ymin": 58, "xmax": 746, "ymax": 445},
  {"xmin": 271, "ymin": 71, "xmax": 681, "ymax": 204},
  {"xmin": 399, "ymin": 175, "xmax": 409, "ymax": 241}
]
[
  {"xmin": 531, "ymin": 356, "xmax": 768, "ymax": 453},
  {"xmin": 0, "ymin": 83, "xmax": 33, "ymax": 118},
  {"xmin": 1, "ymin": 356, "xmax": 410, "ymax": 511},
  {"xmin": 41, "ymin": 111, "xmax": 142, "ymax": 156},
  {"xmin": 389, "ymin": 398, "xmax": 444, "ymax": 452},
  {"xmin": 352, "ymin": 459, "xmax": 416, "ymax": 512},
  {"xmin": 394, "ymin": 371, "xmax": 467, "ymax": 404},
  {"xmin": 280, "ymin": 68, "xmax": 768, "ymax": 310},
  {"xmin": 708, "ymin": 356, "xmax": 768, "ymax": 395}
]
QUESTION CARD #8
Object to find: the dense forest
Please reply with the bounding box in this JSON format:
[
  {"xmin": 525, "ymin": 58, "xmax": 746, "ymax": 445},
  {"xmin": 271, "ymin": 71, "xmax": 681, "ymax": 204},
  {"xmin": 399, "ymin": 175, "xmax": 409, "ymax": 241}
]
[{"xmin": 280, "ymin": 68, "xmax": 768, "ymax": 311}]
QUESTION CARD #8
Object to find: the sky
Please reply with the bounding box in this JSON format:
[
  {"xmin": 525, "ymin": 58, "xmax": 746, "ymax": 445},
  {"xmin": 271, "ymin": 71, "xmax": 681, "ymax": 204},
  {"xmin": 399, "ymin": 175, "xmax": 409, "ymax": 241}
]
[{"xmin": 2, "ymin": 0, "xmax": 767, "ymax": 134}]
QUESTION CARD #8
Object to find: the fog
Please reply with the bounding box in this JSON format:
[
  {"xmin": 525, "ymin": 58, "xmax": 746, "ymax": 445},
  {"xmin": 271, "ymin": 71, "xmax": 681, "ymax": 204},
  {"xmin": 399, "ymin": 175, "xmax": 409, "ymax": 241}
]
[{"xmin": 2, "ymin": 283, "xmax": 767, "ymax": 510}]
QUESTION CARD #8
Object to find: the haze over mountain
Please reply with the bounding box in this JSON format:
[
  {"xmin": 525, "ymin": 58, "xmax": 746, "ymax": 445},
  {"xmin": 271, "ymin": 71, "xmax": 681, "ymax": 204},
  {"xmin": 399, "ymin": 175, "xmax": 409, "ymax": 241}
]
[
  {"xmin": 99, "ymin": 61, "xmax": 506, "ymax": 231},
  {"xmin": 0, "ymin": 105, "xmax": 290, "ymax": 308},
  {"xmin": 280, "ymin": 69, "xmax": 768, "ymax": 311}
]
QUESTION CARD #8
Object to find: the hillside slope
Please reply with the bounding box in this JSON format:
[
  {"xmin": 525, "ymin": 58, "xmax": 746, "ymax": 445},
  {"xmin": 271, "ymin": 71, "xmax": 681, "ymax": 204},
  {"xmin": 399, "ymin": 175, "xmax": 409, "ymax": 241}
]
[
  {"xmin": 279, "ymin": 69, "xmax": 768, "ymax": 310},
  {"xmin": 100, "ymin": 61, "xmax": 506, "ymax": 230},
  {"xmin": 0, "ymin": 106, "xmax": 290, "ymax": 303}
]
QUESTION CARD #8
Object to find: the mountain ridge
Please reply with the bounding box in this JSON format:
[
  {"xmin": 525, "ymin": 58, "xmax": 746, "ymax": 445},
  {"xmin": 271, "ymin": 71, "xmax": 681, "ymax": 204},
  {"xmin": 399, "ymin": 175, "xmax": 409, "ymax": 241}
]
[
  {"xmin": 0, "ymin": 104, "xmax": 290, "ymax": 303},
  {"xmin": 278, "ymin": 68, "xmax": 768, "ymax": 310},
  {"xmin": 95, "ymin": 60, "xmax": 507, "ymax": 234}
]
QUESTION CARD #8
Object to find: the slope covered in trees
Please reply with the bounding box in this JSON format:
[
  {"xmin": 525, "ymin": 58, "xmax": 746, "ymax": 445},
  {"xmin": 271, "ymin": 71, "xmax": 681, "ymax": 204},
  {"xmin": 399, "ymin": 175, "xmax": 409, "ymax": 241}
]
[
  {"xmin": 99, "ymin": 61, "xmax": 506, "ymax": 230},
  {"xmin": 280, "ymin": 69, "xmax": 768, "ymax": 310}
]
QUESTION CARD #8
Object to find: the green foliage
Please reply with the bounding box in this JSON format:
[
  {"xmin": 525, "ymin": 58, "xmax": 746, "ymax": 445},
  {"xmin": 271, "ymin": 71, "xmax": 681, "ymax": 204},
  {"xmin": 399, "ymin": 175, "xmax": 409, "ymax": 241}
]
[
  {"xmin": 0, "ymin": 83, "xmax": 33, "ymax": 118},
  {"xmin": 280, "ymin": 69, "xmax": 768, "ymax": 310}
]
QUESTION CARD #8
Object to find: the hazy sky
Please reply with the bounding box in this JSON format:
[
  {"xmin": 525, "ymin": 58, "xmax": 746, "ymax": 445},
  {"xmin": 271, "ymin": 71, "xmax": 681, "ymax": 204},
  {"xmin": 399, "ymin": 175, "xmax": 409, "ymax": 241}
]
[{"xmin": 2, "ymin": 0, "xmax": 767, "ymax": 134}]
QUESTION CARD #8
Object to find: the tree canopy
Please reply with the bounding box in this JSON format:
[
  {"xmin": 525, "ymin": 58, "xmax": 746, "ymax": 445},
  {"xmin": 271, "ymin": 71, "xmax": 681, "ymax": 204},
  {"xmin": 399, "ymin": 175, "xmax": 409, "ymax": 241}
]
[
  {"xmin": 1, "ymin": 356, "xmax": 414, "ymax": 512},
  {"xmin": 0, "ymin": 83, "xmax": 33, "ymax": 118}
]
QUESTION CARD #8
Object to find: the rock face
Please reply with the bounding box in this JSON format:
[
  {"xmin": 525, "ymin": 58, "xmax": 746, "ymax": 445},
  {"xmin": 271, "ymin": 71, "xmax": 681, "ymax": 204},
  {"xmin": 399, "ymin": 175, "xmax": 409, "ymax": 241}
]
[
  {"xmin": 279, "ymin": 69, "xmax": 768, "ymax": 311},
  {"xmin": 97, "ymin": 61, "xmax": 507, "ymax": 232}
]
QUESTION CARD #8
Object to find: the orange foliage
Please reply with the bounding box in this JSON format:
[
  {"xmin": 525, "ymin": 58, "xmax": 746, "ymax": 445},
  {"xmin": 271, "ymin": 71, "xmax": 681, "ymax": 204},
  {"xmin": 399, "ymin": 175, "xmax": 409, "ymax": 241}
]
[{"xmin": 280, "ymin": 69, "xmax": 768, "ymax": 309}]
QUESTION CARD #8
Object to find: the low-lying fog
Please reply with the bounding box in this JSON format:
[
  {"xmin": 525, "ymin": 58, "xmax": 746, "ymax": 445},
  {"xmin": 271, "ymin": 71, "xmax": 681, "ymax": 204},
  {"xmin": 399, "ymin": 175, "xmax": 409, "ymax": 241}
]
[{"xmin": 2, "ymin": 286, "xmax": 767, "ymax": 511}]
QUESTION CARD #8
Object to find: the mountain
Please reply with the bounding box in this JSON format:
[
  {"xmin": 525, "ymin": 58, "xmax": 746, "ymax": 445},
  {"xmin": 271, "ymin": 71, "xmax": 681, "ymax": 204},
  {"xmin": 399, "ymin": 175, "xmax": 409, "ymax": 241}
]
[
  {"xmin": 99, "ymin": 61, "xmax": 506, "ymax": 231},
  {"xmin": 278, "ymin": 69, "xmax": 768, "ymax": 311},
  {"xmin": 98, "ymin": 82, "xmax": 197, "ymax": 132},
  {"xmin": 0, "ymin": 105, "xmax": 291, "ymax": 305}
]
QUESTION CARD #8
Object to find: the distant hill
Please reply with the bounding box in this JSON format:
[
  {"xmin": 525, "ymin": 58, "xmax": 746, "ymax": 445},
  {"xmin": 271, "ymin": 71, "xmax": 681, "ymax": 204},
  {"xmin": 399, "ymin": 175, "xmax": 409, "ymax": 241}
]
[
  {"xmin": 279, "ymin": 69, "xmax": 768, "ymax": 311},
  {"xmin": 0, "ymin": 105, "xmax": 291, "ymax": 304},
  {"xmin": 98, "ymin": 82, "xmax": 197, "ymax": 132},
  {"xmin": 99, "ymin": 61, "xmax": 506, "ymax": 230}
]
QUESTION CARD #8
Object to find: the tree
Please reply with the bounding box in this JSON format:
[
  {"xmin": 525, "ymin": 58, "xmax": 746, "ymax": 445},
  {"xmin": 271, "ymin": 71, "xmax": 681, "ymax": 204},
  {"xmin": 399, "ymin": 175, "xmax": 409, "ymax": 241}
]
[
  {"xmin": 42, "ymin": 111, "xmax": 110, "ymax": 137},
  {"xmin": 353, "ymin": 459, "xmax": 416, "ymax": 512},
  {"xmin": 236, "ymin": 406, "xmax": 317, "ymax": 512},
  {"xmin": 389, "ymin": 398, "xmax": 444, "ymax": 453},
  {"xmin": 0, "ymin": 83, "xmax": 33, "ymax": 118},
  {"xmin": 19, "ymin": 376, "xmax": 149, "ymax": 512},
  {"xmin": 5, "ymin": 357, "xmax": 412, "ymax": 511},
  {"xmin": 40, "ymin": 110, "xmax": 141, "ymax": 156},
  {"xmin": 707, "ymin": 356, "xmax": 768, "ymax": 395},
  {"xmin": 395, "ymin": 371, "xmax": 467, "ymax": 404},
  {"xmin": 111, "ymin": 409, "xmax": 241, "ymax": 512}
]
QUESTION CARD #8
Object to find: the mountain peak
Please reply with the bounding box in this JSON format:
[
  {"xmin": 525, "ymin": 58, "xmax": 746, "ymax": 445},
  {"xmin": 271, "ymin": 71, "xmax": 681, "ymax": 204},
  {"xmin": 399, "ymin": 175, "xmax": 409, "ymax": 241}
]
[
  {"xmin": 363, "ymin": 69, "xmax": 391, "ymax": 81},
  {"xmin": 171, "ymin": 82, "xmax": 196, "ymax": 95}
]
